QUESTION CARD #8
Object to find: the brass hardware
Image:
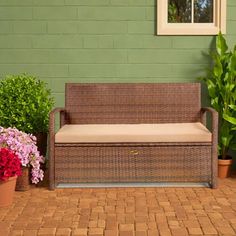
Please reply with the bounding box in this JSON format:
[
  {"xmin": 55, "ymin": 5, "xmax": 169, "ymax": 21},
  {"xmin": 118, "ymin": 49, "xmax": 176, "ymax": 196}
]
[{"xmin": 130, "ymin": 150, "xmax": 139, "ymax": 155}]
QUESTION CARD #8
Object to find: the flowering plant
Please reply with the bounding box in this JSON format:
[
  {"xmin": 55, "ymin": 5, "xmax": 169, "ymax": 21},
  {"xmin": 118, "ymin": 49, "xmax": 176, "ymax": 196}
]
[
  {"xmin": 0, "ymin": 148, "xmax": 22, "ymax": 181},
  {"xmin": 0, "ymin": 127, "xmax": 44, "ymax": 184}
]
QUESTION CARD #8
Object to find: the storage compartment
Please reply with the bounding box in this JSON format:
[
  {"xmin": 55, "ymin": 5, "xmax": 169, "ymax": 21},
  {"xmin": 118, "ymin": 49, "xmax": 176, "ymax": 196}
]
[{"xmin": 54, "ymin": 145, "xmax": 211, "ymax": 186}]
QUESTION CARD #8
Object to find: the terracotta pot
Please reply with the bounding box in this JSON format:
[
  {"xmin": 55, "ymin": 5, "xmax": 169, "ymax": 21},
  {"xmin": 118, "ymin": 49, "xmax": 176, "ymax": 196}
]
[
  {"xmin": 0, "ymin": 176, "xmax": 17, "ymax": 207},
  {"xmin": 34, "ymin": 132, "xmax": 48, "ymax": 157},
  {"xmin": 218, "ymin": 158, "xmax": 232, "ymax": 178},
  {"xmin": 16, "ymin": 167, "xmax": 31, "ymax": 191}
]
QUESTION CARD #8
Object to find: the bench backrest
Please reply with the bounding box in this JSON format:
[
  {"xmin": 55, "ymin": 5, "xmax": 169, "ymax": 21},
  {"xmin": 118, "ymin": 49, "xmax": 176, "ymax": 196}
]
[{"xmin": 65, "ymin": 83, "xmax": 201, "ymax": 124}]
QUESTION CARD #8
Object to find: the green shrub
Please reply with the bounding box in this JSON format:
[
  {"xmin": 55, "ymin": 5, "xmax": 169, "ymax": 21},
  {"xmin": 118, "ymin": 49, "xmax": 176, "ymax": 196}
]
[{"xmin": 0, "ymin": 74, "xmax": 54, "ymax": 134}]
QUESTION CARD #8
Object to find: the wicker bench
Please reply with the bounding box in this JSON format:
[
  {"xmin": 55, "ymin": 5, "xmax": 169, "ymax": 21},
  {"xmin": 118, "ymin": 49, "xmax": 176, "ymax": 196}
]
[{"xmin": 49, "ymin": 83, "xmax": 218, "ymax": 189}]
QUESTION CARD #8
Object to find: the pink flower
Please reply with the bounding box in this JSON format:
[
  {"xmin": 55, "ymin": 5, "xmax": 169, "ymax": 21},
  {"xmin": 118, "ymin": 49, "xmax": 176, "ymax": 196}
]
[{"xmin": 0, "ymin": 127, "xmax": 44, "ymax": 184}]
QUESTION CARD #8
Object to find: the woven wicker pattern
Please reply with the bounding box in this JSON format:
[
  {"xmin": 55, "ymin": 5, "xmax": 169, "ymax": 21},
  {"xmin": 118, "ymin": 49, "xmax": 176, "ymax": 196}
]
[
  {"xmin": 55, "ymin": 145, "xmax": 211, "ymax": 183},
  {"xmin": 49, "ymin": 83, "xmax": 218, "ymax": 190},
  {"xmin": 65, "ymin": 83, "xmax": 201, "ymax": 124}
]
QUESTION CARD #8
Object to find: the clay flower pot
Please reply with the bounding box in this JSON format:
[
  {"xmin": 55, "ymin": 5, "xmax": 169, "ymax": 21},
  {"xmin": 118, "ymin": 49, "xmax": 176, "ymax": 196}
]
[
  {"xmin": 16, "ymin": 167, "xmax": 31, "ymax": 191},
  {"xmin": 0, "ymin": 176, "xmax": 17, "ymax": 207},
  {"xmin": 218, "ymin": 158, "xmax": 232, "ymax": 178}
]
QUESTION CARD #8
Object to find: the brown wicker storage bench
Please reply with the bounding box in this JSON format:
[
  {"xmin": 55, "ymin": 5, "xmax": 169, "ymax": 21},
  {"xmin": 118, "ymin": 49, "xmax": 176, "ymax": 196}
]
[{"xmin": 49, "ymin": 83, "xmax": 218, "ymax": 190}]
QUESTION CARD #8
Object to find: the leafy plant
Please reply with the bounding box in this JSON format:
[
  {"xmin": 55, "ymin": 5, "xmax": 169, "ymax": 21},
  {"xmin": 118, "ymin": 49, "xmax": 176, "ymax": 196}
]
[
  {"xmin": 0, "ymin": 74, "xmax": 54, "ymax": 134},
  {"xmin": 200, "ymin": 32, "xmax": 236, "ymax": 159}
]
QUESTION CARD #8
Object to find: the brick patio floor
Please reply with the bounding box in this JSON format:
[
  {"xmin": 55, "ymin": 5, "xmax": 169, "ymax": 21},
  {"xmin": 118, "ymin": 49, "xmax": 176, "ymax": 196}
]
[{"xmin": 1, "ymin": 177, "xmax": 236, "ymax": 236}]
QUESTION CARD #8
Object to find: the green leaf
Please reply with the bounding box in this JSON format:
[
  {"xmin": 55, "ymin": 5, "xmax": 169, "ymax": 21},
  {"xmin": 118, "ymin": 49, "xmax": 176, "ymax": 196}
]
[
  {"xmin": 211, "ymin": 97, "xmax": 220, "ymax": 111},
  {"xmin": 206, "ymin": 80, "xmax": 216, "ymax": 98},
  {"xmin": 216, "ymin": 32, "xmax": 228, "ymax": 56},
  {"xmin": 221, "ymin": 136, "xmax": 231, "ymax": 147},
  {"xmin": 221, "ymin": 136, "xmax": 229, "ymax": 147},
  {"xmin": 230, "ymin": 143, "xmax": 236, "ymax": 150},
  {"xmin": 221, "ymin": 134, "xmax": 234, "ymax": 147},
  {"xmin": 229, "ymin": 105, "xmax": 236, "ymax": 111},
  {"xmin": 213, "ymin": 54, "xmax": 223, "ymax": 78},
  {"xmin": 223, "ymin": 114, "xmax": 236, "ymax": 125},
  {"xmin": 229, "ymin": 53, "xmax": 236, "ymax": 76}
]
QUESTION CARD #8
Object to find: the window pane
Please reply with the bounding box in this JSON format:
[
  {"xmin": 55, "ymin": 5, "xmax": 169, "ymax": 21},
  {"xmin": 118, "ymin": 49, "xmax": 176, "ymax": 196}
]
[
  {"xmin": 194, "ymin": 0, "xmax": 213, "ymax": 23},
  {"xmin": 168, "ymin": 0, "xmax": 192, "ymax": 23}
]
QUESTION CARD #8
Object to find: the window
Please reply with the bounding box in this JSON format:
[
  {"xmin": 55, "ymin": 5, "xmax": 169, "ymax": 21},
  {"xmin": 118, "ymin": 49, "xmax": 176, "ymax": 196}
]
[{"xmin": 157, "ymin": 0, "xmax": 226, "ymax": 35}]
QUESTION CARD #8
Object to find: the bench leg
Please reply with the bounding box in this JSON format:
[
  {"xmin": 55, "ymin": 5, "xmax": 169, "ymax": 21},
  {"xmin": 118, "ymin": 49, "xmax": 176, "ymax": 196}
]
[
  {"xmin": 49, "ymin": 143, "xmax": 55, "ymax": 190},
  {"xmin": 211, "ymin": 176, "xmax": 217, "ymax": 189},
  {"xmin": 211, "ymin": 145, "xmax": 218, "ymax": 189}
]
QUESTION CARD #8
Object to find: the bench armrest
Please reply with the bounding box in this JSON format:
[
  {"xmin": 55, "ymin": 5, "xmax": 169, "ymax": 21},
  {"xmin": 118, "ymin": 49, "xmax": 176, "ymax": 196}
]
[
  {"xmin": 200, "ymin": 107, "xmax": 218, "ymax": 136},
  {"xmin": 49, "ymin": 107, "xmax": 66, "ymax": 138},
  {"xmin": 200, "ymin": 107, "xmax": 218, "ymax": 188},
  {"xmin": 49, "ymin": 107, "xmax": 66, "ymax": 190}
]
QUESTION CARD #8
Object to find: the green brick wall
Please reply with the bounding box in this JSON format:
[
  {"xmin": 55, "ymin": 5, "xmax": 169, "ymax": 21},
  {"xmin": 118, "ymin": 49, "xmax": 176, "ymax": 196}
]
[{"xmin": 0, "ymin": 0, "xmax": 236, "ymax": 107}]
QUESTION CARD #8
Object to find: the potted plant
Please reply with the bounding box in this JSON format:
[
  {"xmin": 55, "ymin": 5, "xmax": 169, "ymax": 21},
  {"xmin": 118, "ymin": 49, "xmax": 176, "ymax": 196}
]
[
  {"xmin": 200, "ymin": 32, "xmax": 236, "ymax": 178},
  {"xmin": 0, "ymin": 127, "xmax": 45, "ymax": 190},
  {"xmin": 0, "ymin": 73, "xmax": 54, "ymax": 157},
  {"xmin": 0, "ymin": 148, "xmax": 22, "ymax": 207}
]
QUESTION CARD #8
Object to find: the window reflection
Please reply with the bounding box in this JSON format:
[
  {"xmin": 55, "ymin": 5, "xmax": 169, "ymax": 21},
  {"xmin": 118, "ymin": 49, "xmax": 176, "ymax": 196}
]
[
  {"xmin": 194, "ymin": 0, "xmax": 213, "ymax": 23},
  {"xmin": 168, "ymin": 0, "xmax": 213, "ymax": 23},
  {"xmin": 168, "ymin": 0, "xmax": 192, "ymax": 23}
]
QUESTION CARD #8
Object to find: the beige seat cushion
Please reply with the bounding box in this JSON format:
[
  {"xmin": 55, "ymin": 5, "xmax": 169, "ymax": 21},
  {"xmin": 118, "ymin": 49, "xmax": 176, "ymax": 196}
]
[{"xmin": 55, "ymin": 123, "xmax": 211, "ymax": 143}]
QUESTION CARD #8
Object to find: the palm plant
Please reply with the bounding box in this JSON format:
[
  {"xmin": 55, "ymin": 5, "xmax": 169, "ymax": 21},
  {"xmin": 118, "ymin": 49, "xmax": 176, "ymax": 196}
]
[{"xmin": 200, "ymin": 32, "xmax": 236, "ymax": 159}]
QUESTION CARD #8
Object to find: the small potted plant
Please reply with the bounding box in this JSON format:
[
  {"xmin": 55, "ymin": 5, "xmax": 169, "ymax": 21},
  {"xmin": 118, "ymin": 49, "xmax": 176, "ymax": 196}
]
[
  {"xmin": 0, "ymin": 127, "xmax": 45, "ymax": 190},
  {"xmin": 0, "ymin": 73, "xmax": 54, "ymax": 157},
  {"xmin": 200, "ymin": 32, "xmax": 236, "ymax": 178},
  {"xmin": 0, "ymin": 148, "xmax": 22, "ymax": 207}
]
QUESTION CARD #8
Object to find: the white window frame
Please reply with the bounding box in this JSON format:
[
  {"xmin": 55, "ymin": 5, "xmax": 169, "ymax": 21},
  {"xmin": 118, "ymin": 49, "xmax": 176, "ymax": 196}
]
[{"xmin": 157, "ymin": 0, "xmax": 226, "ymax": 35}]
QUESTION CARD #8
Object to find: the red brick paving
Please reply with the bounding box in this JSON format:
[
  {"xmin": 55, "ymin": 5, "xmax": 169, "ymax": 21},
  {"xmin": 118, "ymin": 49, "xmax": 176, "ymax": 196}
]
[{"xmin": 0, "ymin": 177, "xmax": 236, "ymax": 235}]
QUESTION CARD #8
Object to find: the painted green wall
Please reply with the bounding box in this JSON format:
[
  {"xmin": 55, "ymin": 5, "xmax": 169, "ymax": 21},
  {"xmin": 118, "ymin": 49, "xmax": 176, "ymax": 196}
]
[{"xmin": 0, "ymin": 0, "xmax": 235, "ymax": 108}]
